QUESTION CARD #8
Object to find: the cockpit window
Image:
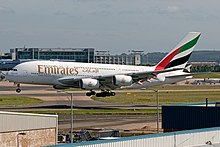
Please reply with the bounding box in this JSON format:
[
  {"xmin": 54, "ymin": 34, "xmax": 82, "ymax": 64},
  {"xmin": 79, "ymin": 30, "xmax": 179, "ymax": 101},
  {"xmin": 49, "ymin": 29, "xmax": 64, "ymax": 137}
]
[{"xmin": 12, "ymin": 69, "xmax": 17, "ymax": 71}]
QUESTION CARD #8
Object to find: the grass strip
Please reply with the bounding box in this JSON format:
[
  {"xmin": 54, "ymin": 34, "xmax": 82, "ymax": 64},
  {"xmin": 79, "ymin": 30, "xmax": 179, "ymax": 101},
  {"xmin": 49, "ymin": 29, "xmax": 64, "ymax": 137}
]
[
  {"xmin": 92, "ymin": 91, "xmax": 220, "ymax": 104},
  {"xmin": 18, "ymin": 109, "xmax": 161, "ymax": 115},
  {"xmin": 0, "ymin": 96, "xmax": 42, "ymax": 107},
  {"xmin": 147, "ymin": 85, "xmax": 220, "ymax": 90},
  {"xmin": 192, "ymin": 72, "xmax": 220, "ymax": 78}
]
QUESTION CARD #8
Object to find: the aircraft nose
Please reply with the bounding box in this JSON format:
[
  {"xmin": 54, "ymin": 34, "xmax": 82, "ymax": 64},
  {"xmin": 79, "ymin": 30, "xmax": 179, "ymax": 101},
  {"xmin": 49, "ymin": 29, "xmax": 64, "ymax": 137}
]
[
  {"xmin": 0, "ymin": 71, "xmax": 6, "ymax": 81},
  {"xmin": 3, "ymin": 70, "xmax": 15, "ymax": 81},
  {"xmin": 3, "ymin": 71, "xmax": 9, "ymax": 79}
]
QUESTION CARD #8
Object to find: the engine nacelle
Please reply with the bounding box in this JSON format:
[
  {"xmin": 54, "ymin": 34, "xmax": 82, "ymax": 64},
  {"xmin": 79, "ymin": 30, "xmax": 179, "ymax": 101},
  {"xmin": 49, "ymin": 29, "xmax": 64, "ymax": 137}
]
[
  {"xmin": 80, "ymin": 78, "xmax": 100, "ymax": 90},
  {"xmin": 53, "ymin": 85, "xmax": 69, "ymax": 89},
  {"xmin": 113, "ymin": 75, "xmax": 133, "ymax": 86}
]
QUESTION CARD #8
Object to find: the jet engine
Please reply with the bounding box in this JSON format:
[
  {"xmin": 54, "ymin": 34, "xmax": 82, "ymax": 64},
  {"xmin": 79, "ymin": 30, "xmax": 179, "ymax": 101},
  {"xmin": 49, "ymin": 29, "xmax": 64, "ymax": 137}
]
[
  {"xmin": 80, "ymin": 78, "xmax": 100, "ymax": 90},
  {"xmin": 113, "ymin": 75, "xmax": 132, "ymax": 86}
]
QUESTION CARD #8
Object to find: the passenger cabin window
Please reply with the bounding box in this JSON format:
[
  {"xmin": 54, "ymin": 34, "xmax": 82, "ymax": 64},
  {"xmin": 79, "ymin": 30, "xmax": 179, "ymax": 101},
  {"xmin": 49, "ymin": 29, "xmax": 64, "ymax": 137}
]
[{"xmin": 12, "ymin": 69, "xmax": 17, "ymax": 71}]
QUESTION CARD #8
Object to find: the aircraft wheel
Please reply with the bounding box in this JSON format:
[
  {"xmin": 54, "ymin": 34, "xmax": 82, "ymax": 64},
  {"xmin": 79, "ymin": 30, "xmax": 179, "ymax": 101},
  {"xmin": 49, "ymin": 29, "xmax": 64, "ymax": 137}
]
[
  {"xmin": 86, "ymin": 92, "xmax": 92, "ymax": 96},
  {"xmin": 110, "ymin": 92, "xmax": 116, "ymax": 96},
  {"xmin": 101, "ymin": 93, "xmax": 106, "ymax": 97},
  {"xmin": 107, "ymin": 92, "xmax": 112, "ymax": 97},
  {"xmin": 96, "ymin": 93, "xmax": 102, "ymax": 97},
  {"xmin": 102, "ymin": 91, "xmax": 109, "ymax": 97},
  {"xmin": 16, "ymin": 88, "xmax": 21, "ymax": 93},
  {"xmin": 90, "ymin": 91, "xmax": 96, "ymax": 95}
]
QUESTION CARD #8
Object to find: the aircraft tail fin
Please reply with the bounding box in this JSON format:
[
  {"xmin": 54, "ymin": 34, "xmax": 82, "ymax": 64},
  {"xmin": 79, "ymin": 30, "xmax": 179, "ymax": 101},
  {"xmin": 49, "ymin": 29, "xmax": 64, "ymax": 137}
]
[{"xmin": 155, "ymin": 32, "xmax": 201, "ymax": 71}]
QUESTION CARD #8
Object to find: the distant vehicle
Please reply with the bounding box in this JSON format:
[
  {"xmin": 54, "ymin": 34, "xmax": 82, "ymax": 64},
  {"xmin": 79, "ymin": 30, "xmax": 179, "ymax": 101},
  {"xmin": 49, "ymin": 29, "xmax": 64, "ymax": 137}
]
[
  {"xmin": 193, "ymin": 78, "xmax": 220, "ymax": 85},
  {"xmin": 2, "ymin": 32, "xmax": 201, "ymax": 97}
]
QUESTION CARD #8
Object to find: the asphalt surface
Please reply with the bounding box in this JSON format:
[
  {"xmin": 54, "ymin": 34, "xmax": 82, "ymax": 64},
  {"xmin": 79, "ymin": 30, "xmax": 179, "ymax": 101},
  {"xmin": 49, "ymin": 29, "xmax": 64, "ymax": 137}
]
[
  {"xmin": 0, "ymin": 81, "xmax": 161, "ymax": 132},
  {"xmin": 0, "ymin": 81, "xmax": 157, "ymax": 110},
  {"xmin": 59, "ymin": 114, "xmax": 161, "ymax": 131},
  {"xmin": 1, "ymin": 81, "xmax": 220, "ymax": 111},
  {"xmin": 3, "ymin": 80, "xmax": 219, "ymax": 132}
]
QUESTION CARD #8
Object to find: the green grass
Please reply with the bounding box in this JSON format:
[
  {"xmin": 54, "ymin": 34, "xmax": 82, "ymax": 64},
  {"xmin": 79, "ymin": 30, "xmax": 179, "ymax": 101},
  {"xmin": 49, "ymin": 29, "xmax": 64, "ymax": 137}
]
[
  {"xmin": 19, "ymin": 109, "xmax": 160, "ymax": 115},
  {"xmin": 192, "ymin": 72, "xmax": 220, "ymax": 78},
  {"xmin": 146, "ymin": 85, "xmax": 220, "ymax": 90},
  {"xmin": 92, "ymin": 91, "xmax": 220, "ymax": 104},
  {"xmin": 0, "ymin": 96, "xmax": 43, "ymax": 107}
]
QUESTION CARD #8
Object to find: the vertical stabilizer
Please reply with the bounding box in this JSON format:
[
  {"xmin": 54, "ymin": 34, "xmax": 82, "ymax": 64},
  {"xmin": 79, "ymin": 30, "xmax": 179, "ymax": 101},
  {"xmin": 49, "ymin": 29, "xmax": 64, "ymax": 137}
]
[{"xmin": 155, "ymin": 32, "xmax": 201, "ymax": 70}]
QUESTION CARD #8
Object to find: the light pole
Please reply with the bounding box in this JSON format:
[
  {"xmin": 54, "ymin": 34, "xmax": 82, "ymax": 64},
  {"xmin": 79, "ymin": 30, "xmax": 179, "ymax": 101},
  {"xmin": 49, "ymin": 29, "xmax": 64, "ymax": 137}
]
[
  {"xmin": 70, "ymin": 92, "xmax": 73, "ymax": 143},
  {"xmin": 57, "ymin": 91, "xmax": 74, "ymax": 143},
  {"xmin": 156, "ymin": 90, "xmax": 159, "ymax": 133},
  {"xmin": 17, "ymin": 132, "xmax": 26, "ymax": 147},
  {"xmin": 151, "ymin": 89, "xmax": 159, "ymax": 133},
  {"xmin": 66, "ymin": 92, "xmax": 74, "ymax": 143}
]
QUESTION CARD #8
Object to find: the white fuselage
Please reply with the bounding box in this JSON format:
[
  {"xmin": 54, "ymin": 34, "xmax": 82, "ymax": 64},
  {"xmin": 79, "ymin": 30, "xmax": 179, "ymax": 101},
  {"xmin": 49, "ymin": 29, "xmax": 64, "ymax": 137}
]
[
  {"xmin": 6, "ymin": 61, "xmax": 150, "ymax": 84},
  {"xmin": 5, "ymin": 60, "xmax": 190, "ymax": 89}
]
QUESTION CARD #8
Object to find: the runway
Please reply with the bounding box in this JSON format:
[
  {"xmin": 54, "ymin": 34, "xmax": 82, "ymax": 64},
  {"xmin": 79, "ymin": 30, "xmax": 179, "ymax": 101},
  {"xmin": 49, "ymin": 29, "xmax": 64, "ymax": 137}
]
[
  {"xmin": 0, "ymin": 81, "xmax": 162, "ymax": 132},
  {"xmin": 1, "ymin": 81, "xmax": 220, "ymax": 110},
  {"xmin": 0, "ymin": 81, "xmax": 163, "ymax": 132},
  {"xmin": 0, "ymin": 81, "xmax": 158, "ymax": 110}
]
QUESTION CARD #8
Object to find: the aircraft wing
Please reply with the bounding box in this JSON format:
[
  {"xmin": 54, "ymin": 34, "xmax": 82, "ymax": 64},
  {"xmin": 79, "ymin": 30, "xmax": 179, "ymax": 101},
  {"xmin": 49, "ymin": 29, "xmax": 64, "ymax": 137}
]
[
  {"xmin": 165, "ymin": 72, "xmax": 211, "ymax": 78},
  {"xmin": 94, "ymin": 67, "xmax": 183, "ymax": 84},
  {"xmin": 125, "ymin": 68, "xmax": 183, "ymax": 82},
  {"xmin": 57, "ymin": 68, "xmax": 183, "ymax": 87}
]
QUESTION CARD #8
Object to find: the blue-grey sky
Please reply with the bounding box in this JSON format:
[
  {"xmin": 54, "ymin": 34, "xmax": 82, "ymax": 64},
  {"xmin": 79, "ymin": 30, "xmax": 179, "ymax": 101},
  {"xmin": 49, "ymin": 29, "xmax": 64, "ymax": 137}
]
[{"xmin": 0, "ymin": 0, "xmax": 220, "ymax": 54}]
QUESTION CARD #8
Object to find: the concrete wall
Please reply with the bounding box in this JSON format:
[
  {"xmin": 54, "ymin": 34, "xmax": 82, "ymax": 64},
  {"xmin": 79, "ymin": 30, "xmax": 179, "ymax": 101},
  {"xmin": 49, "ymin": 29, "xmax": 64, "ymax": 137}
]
[{"xmin": 0, "ymin": 128, "xmax": 56, "ymax": 147}]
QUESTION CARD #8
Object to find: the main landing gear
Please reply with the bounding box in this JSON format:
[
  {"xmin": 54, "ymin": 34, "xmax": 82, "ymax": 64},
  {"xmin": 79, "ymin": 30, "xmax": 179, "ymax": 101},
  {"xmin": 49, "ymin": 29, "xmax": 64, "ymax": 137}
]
[
  {"xmin": 86, "ymin": 90, "xmax": 116, "ymax": 97},
  {"xmin": 86, "ymin": 90, "xmax": 96, "ymax": 96},
  {"xmin": 15, "ymin": 83, "xmax": 21, "ymax": 93}
]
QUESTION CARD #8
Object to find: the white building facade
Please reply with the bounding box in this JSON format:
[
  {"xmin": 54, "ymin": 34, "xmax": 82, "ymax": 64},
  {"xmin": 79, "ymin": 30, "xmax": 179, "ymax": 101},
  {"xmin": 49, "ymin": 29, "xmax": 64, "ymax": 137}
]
[{"xmin": 0, "ymin": 111, "xmax": 58, "ymax": 147}]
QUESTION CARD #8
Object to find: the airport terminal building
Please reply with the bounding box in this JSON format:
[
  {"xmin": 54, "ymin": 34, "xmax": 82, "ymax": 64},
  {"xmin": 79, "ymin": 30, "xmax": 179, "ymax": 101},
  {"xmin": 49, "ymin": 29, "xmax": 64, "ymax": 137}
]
[
  {"xmin": 10, "ymin": 48, "xmax": 142, "ymax": 65},
  {"xmin": 95, "ymin": 50, "xmax": 143, "ymax": 65},
  {"xmin": 10, "ymin": 48, "xmax": 95, "ymax": 63},
  {"xmin": 0, "ymin": 48, "xmax": 144, "ymax": 71}
]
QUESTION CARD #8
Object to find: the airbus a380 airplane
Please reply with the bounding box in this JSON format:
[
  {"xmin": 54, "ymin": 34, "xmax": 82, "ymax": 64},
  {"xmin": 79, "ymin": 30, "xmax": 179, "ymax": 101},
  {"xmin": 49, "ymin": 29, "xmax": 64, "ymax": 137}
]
[{"xmin": 3, "ymin": 32, "xmax": 201, "ymax": 97}]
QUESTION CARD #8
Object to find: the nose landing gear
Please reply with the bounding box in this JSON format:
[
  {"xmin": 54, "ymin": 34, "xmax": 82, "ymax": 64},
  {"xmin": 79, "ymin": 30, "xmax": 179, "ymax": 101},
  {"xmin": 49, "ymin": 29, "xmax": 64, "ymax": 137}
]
[{"xmin": 15, "ymin": 83, "xmax": 21, "ymax": 93}]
